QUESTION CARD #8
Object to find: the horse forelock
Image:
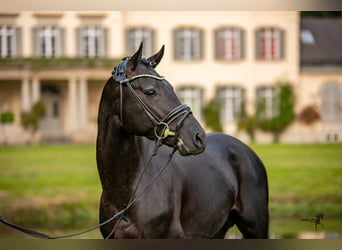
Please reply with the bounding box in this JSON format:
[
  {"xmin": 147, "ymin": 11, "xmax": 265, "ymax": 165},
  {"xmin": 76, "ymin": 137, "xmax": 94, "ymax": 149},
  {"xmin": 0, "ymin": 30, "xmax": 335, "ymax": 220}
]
[{"xmin": 111, "ymin": 57, "xmax": 158, "ymax": 84}]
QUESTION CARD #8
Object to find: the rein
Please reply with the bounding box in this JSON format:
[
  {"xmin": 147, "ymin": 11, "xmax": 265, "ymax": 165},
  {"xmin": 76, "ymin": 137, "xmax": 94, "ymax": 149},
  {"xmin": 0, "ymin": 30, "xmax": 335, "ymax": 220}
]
[{"xmin": 0, "ymin": 57, "xmax": 191, "ymax": 239}]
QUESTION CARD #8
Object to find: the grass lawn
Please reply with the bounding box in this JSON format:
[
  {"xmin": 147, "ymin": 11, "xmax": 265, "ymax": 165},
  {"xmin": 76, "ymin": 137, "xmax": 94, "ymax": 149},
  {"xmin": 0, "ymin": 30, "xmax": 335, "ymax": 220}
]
[
  {"xmin": 0, "ymin": 143, "xmax": 341, "ymax": 238},
  {"xmin": 250, "ymin": 143, "xmax": 342, "ymax": 238}
]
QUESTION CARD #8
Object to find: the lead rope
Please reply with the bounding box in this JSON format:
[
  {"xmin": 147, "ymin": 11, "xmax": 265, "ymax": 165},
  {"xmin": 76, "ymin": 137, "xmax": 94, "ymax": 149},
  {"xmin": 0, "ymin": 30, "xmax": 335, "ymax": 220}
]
[
  {"xmin": 105, "ymin": 137, "xmax": 162, "ymax": 239},
  {"xmin": 105, "ymin": 140, "xmax": 177, "ymax": 239}
]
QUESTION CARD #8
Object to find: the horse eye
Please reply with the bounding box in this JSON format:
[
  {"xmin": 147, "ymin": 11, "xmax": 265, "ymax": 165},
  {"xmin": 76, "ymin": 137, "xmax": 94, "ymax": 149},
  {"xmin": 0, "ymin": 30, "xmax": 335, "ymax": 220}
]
[{"xmin": 143, "ymin": 88, "xmax": 156, "ymax": 96}]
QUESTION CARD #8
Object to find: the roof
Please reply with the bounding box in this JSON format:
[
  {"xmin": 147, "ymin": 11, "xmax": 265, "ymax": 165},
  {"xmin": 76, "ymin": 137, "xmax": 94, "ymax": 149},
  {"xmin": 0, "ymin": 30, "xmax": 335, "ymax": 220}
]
[{"xmin": 300, "ymin": 18, "xmax": 342, "ymax": 65}]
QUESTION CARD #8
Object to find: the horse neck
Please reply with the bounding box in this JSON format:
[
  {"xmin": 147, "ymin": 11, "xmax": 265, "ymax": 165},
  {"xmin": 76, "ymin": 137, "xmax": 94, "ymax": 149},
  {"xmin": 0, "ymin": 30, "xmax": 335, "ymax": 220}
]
[{"xmin": 96, "ymin": 82, "xmax": 141, "ymax": 203}]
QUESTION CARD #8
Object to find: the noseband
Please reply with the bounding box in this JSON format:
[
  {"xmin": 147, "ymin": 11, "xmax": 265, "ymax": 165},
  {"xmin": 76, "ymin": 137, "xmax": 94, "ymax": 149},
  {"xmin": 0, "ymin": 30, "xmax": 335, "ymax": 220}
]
[{"xmin": 112, "ymin": 57, "xmax": 192, "ymax": 144}]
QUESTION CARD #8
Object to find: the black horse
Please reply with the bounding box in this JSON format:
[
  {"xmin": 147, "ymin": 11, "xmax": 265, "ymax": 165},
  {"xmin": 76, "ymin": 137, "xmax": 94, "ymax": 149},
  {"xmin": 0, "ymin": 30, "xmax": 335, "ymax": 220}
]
[{"xmin": 96, "ymin": 43, "xmax": 269, "ymax": 238}]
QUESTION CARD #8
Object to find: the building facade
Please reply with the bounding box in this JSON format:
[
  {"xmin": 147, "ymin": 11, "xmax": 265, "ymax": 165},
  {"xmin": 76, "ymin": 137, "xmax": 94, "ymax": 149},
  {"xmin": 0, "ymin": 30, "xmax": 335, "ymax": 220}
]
[{"xmin": 0, "ymin": 11, "xmax": 341, "ymax": 144}]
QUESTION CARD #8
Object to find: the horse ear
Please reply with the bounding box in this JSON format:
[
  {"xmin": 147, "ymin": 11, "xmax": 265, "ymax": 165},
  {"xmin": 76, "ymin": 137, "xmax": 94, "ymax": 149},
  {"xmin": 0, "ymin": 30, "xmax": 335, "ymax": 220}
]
[
  {"xmin": 147, "ymin": 45, "xmax": 164, "ymax": 68},
  {"xmin": 126, "ymin": 42, "xmax": 143, "ymax": 75}
]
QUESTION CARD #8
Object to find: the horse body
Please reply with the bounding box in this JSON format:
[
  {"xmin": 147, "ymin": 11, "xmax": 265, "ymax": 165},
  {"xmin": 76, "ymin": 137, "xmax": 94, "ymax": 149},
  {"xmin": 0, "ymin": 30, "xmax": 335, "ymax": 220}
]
[
  {"xmin": 96, "ymin": 43, "xmax": 268, "ymax": 239},
  {"xmin": 97, "ymin": 130, "xmax": 268, "ymax": 238}
]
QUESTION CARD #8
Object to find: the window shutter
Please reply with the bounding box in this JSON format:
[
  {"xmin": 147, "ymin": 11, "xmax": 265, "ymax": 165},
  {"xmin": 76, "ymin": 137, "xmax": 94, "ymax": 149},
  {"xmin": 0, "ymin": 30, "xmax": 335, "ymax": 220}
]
[
  {"xmin": 125, "ymin": 29, "xmax": 130, "ymax": 55},
  {"xmin": 76, "ymin": 28, "xmax": 82, "ymax": 57},
  {"xmin": 199, "ymin": 29, "xmax": 204, "ymax": 60},
  {"xmin": 15, "ymin": 28, "xmax": 21, "ymax": 57},
  {"xmin": 32, "ymin": 27, "xmax": 38, "ymax": 57},
  {"xmin": 150, "ymin": 29, "xmax": 155, "ymax": 55},
  {"xmin": 255, "ymin": 30, "xmax": 261, "ymax": 60},
  {"xmin": 173, "ymin": 29, "xmax": 179, "ymax": 60},
  {"xmin": 214, "ymin": 30, "xmax": 220, "ymax": 60},
  {"xmin": 239, "ymin": 29, "xmax": 245, "ymax": 60},
  {"xmin": 102, "ymin": 28, "xmax": 108, "ymax": 57},
  {"xmin": 279, "ymin": 29, "xmax": 285, "ymax": 59},
  {"xmin": 59, "ymin": 28, "xmax": 65, "ymax": 57}
]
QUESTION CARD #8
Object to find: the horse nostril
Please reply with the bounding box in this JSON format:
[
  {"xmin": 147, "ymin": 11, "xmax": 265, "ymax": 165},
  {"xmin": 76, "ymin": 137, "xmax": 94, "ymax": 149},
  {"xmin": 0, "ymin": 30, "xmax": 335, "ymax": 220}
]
[{"xmin": 194, "ymin": 132, "xmax": 204, "ymax": 149}]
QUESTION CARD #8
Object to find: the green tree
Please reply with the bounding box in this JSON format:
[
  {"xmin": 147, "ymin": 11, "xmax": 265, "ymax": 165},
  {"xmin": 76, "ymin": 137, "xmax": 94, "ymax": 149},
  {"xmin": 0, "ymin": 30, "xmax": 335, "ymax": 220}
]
[
  {"xmin": 237, "ymin": 102, "xmax": 257, "ymax": 143},
  {"xmin": 21, "ymin": 100, "xmax": 45, "ymax": 142},
  {"xmin": 256, "ymin": 82, "xmax": 296, "ymax": 143},
  {"xmin": 203, "ymin": 98, "xmax": 223, "ymax": 132}
]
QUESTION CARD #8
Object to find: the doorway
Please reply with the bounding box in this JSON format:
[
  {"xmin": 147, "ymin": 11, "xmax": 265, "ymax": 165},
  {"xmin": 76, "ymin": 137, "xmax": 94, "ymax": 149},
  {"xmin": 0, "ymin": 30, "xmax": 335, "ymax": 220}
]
[{"xmin": 39, "ymin": 84, "xmax": 63, "ymax": 136}]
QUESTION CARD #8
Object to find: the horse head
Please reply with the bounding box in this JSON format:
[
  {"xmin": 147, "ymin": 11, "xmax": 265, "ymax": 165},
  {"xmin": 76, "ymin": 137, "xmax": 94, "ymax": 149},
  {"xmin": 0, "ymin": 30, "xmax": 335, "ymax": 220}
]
[{"xmin": 111, "ymin": 42, "xmax": 206, "ymax": 156}]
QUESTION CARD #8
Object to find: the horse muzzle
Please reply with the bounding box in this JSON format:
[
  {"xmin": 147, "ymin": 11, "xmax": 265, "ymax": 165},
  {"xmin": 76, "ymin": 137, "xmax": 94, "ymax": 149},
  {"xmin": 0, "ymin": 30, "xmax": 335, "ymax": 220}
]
[{"xmin": 176, "ymin": 131, "xmax": 206, "ymax": 156}]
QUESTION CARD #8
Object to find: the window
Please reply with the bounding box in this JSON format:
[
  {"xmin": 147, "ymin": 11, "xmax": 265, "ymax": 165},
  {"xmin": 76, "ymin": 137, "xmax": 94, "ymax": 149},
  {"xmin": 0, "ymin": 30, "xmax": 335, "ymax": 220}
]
[
  {"xmin": 301, "ymin": 29, "xmax": 315, "ymax": 44},
  {"xmin": 215, "ymin": 28, "xmax": 244, "ymax": 61},
  {"xmin": 79, "ymin": 27, "xmax": 106, "ymax": 58},
  {"xmin": 35, "ymin": 26, "xmax": 62, "ymax": 57},
  {"xmin": 0, "ymin": 25, "xmax": 17, "ymax": 58},
  {"xmin": 126, "ymin": 28, "xmax": 154, "ymax": 57},
  {"xmin": 174, "ymin": 28, "xmax": 202, "ymax": 60},
  {"xmin": 256, "ymin": 86, "xmax": 279, "ymax": 119},
  {"xmin": 256, "ymin": 28, "xmax": 284, "ymax": 60},
  {"xmin": 321, "ymin": 83, "xmax": 342, "ymax": 121},
  {"xmin": 217, "ymin": 86, "xmax": 244, "ymax": 123},
  {"xmin": 177, "ymin": 86, "xmax": 203, "ymax": 120}
]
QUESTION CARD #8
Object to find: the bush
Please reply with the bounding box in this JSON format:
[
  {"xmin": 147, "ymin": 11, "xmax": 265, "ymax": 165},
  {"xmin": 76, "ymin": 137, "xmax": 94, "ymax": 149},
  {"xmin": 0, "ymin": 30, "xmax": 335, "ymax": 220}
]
[
  {"xmin": 0, "ymin": 111, "xmax": 14, "ymax": 124},
  {"xmin": 298, "ymin": 105, "xmax": 320, "ymax": 125},
  {"xmin": 21, "ymin": 100, "xmax": 45, "ymax": 132}
]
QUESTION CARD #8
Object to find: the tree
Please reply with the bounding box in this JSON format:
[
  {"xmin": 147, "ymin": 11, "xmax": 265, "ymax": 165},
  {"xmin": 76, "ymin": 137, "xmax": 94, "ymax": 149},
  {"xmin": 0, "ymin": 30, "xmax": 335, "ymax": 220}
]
[
  {"xmin": 203, "ymin": 98, "xmax": 223, "ymax": 132},
  {"xmin": 256, "ymin": 82, "xmax": 296, "ymax": 143},
  {"xmin": 21, "ymin": 100, "xmax": 45, "ymax": 143},
  {"xmin": 237, "ymin": 102, "xmax": 257, "ymax": 143}
]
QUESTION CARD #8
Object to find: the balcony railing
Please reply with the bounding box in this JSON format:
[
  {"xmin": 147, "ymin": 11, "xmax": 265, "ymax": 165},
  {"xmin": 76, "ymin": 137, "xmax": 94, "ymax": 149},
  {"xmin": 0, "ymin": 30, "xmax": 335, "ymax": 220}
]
[{"xmin": 0, "ymin": 57, "xmax": 121, "ymax": 70}]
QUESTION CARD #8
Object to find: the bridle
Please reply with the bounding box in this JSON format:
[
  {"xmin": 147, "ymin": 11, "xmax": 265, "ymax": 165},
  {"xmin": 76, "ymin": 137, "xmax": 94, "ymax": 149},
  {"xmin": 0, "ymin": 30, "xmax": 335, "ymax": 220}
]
[{"xmin": 113, "ymin": 57, "xmax": 192, "ymax": 149}]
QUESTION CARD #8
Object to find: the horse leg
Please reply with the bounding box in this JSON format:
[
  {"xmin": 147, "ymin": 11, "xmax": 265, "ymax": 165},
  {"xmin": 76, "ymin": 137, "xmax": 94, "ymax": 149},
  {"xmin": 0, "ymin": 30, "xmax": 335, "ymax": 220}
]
[
  {"xmin": 233, "ymin": 209, "xmax": 268, "ymax": 238},
  {"xmin": 210, "ymin": 215, "xmax": 235, "ymax": 239},
  {"xmin": 233, "ymin": 195, "xmax": 269, "ymax": 238}
]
